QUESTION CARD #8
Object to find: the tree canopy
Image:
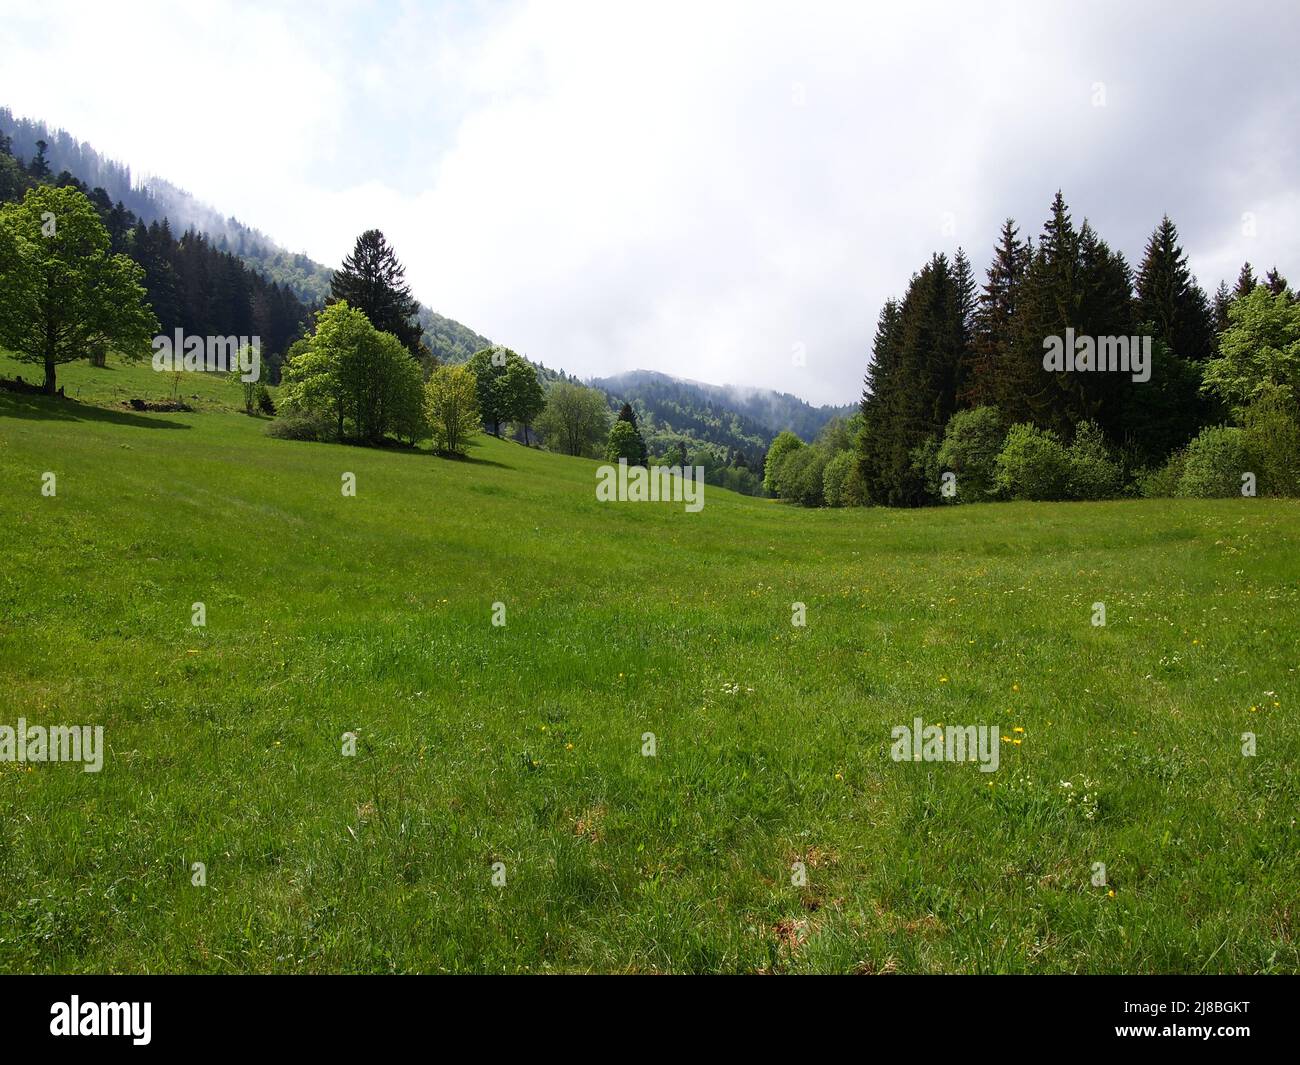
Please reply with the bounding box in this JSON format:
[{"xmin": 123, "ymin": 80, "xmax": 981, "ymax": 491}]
[{"xmin": 0, "ymin": 184, "xmax": 157, "ymax": 393}]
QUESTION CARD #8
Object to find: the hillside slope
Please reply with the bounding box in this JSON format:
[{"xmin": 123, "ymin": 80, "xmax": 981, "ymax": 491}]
[
  {"xmin": 1, "ymin": 364, "xmax": 1297, "ymax": 973},
  {"xmin": 0, "ymin": 107, "xmax": 494, "ymax": 365},
  {"xmin": 594, "ymin": 368, "xmax": 855, "ymax": 444}
]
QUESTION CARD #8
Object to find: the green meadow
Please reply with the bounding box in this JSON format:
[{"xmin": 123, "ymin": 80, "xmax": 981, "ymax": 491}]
[{"xmin": 1, "ymin": 355, "xmax": 1297, "ymax": 974}]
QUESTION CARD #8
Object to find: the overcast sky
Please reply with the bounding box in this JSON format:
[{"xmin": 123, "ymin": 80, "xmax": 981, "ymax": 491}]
[{"xmin": 2, "ymin": 0, "xmax": 1297, "ymax": 404}]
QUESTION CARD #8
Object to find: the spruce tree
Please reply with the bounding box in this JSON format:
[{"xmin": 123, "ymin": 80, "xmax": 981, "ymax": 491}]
[
  {"xmin": 29, "ymin": 139, "xmax": 50, "ymax": 178},
  {"xmin": 858, "ymin": 256, "xmax": 965, "ymax": 505},
  {"xmin": 1001, "ymin": 192, "xmax": 1081, "ymax": 434},
  {"xmin": 1212, "ymin": 280, "xmax": 1232, "ymax": 335},
  {"xmin": 1134, "ymin": 215, "xmax": 1213, "ymax": 361},
  {"xmin": 1074, "ymin": 221, "xmax": 1135, "ymax": 436},
  {"xmin": 1234, "ymin": 262, "xmax": 1257, "ymax": 299},
  {"xmin": 329, "ymin": 229, "xmax": 423, "ymax": 355},
  {"xmin": 963, "ymin": 219, "xmax": 1029, "ymax": 408}
]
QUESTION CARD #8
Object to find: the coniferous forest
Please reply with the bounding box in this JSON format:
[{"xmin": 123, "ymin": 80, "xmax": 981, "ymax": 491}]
[
  {"xmin": 764, "ymin": 193, "xmax": 1299, "ymax": 509},
  {"xmin": 0, "ymin": 126, "xmax": 311, "ymax": 382}
]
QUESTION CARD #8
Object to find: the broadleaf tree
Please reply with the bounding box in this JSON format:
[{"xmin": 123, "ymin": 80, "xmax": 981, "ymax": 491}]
[{"xmin": 0, "ymin": 184, "xmax": 157, "ymax": 393}]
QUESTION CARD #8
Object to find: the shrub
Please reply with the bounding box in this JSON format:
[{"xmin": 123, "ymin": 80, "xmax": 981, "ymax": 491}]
[
  {"xmin": 822, "ymin": 450, "xmax": 856, "ymax": 506},
  {"xmin": 994, "ymin": 424, "xmax": 1072, "ymax": 501},
  {"xmin": 1136, "ymin": 451, "xmax": 1186, "ymax": 498},
  {"xmin": 266, "ymin": 411, "xmax": 336, "ymax": 442},
  {"xmin": 936, "ymin": 406, "xmax": 1005, "ymax": 502},
  {"xmin": 841, "ymin": 458, "xmax": 869, "ymax": 506},
  {"xmin": 424, "ymin": 364, "xmax": 480, "ymax": 455},
  {"xmin": 604, "ymin": 419, "xmax": 648, "ymax": 465},
  {"xmin": 908, "ymin": 435, "xmax": 943, "ymax": 502},
  {"xmin": 1242, "ymin": 386, "xmax": 1300, "ymax": 496},
  {"xmin": 256, "ymin": 383, "xmax": 276, "ymax": 416},
  {"xmin": 775, "ymin": 444, "xmax": 828, "ymax": 506},
  {"xmin": 1177, "ymin": 426, "xmax": 1250, "ymax": 498},
  {"xmin": 764, "ymin": 431, "xmax": 804, "ymax": 495},
  {"xmin": 535, "ymin": 381, "xmax": 610, "ymax": 457},
  {"xmin": 1067, "ymin": 420, "xmax": 1123, "ymax": 500}
]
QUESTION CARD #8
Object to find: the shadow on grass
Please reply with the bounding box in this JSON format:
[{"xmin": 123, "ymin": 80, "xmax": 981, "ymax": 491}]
[
  {"xmin": 0, "ymin": 390, "xmax": 192, "ymax": 430},
  {"xmin": 378, "ymin": 441, "xmax": 513, "ymax": 470},
  {"xmin": 259, "ymin": 428, "xmax": 515, "ymax": 469}
]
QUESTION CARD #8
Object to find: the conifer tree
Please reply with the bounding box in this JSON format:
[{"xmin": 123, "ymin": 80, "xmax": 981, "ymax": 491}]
[
  {"xmin": 1134, "ymin": 215, "xmax": 1213, "ymax": 361},
  {"xmin": 1000, "ymin": 192, "xmax": 1081, "ymax": 434},
  {"xmin": 962, "ymin": 219, "xmax": 1029, "ymax": 408},
  {"xmin": 1212, "ymin": 280, "xmax": 1233, "ymax": 335},
  {"xmin": 29, "ymin": 139, "xmax": 50, "ymax": 178},
  {"xmin": 1234, "ymin": 262, "xmax": 1257, "ymax": 299},
  {"xmin": 329, "ymin": 229, "xmax": 423, "ymax": 355},
  {"xmin": 858, "ymin": 255, "xmax": 965, "ymax": 504}
]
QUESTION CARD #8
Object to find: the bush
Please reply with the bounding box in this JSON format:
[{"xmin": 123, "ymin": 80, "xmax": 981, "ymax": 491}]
[
  {"xmin": 266, "ymin": 411, "xmax": 336, "ymax": 442},
  {"xmin": 1177, "ymin": 426, "xmax": 1251, "ymax": 498},
  {"xmin": 775, "ymin": 444, "xmax": 828, "ymax": 506},
  {"xmin": 908, "ymin": 435, "xmax": 943, "ymax": 502},
  {"xmin": 604, "ymin": 419, "xmax": 648, "ymax": 465},
  {"xmin": 936, "ymin": 406, "xmax": 1005, "ymax": 502},
  {"xmin": 1136, "ymin": 451, "xmax": 1186, "ymax": 498},
  {"xmin": 822, "ymin": 450, "xmax": 855, "ymax": 506},
  {"xmin": 764, "ymin": 431, "xmax": 804, "ymax": 496},
  {"xmin": 994, "ymin": 424, "xmax": 1072, "ymax": 501},
  {"xmin": 841, "ymin": 458, "xmax": 869, "ymax": 506},
  {"xmin": 1067, "ymin": 420, "xmax": 1123, "ymax": 500},
  {"xmin": 1242, "ymin": 386, "xmax": 1300, "ymax": 496},
  {"xmin": 256, "ymin": 383, "xmax": 276, "ymax": 415},
  {"xmin": 424, "ymin": 364, "xmax": 480, "ymax": 455}
]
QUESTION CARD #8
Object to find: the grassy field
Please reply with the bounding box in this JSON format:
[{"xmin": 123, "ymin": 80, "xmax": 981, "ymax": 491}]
[{"xmin": 1, "ymin": 355, "xmax": 1297, "ymax": 973}]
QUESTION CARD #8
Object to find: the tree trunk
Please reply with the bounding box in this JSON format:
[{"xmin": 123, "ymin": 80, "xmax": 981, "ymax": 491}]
[{"xmin": 43, "ymin": 357, "xmax": 57, "ymax": 394}]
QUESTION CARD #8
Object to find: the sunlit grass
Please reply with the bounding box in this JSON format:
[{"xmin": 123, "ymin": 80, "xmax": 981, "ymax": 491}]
[{"xmin": 1, "ymin": 357, "xmax": 1297, "ymax": 973}]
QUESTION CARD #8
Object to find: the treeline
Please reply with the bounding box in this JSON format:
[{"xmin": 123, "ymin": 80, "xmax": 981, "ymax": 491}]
[
  {"xmin": 767, "ymin": 191, "xmax": 1299, "ymax": 507},
  {"xmin": 0, "ymin": 132, "xmax": 310, "ymax": 378}
]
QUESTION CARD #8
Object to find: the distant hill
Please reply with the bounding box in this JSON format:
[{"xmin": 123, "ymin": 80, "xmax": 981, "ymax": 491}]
[
  {"xmin": 0, "ymin": 106, "xmax": 492, "ymax": 365},
  {"xmin": 592, "ymin": 369, "xmax": 854, "ymax": 450}
]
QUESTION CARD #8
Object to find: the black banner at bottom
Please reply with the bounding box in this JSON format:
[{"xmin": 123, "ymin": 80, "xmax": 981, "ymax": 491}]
[{"xmin": 1, "ymin": 974, "xmax": 1291, "ymax": 1052}]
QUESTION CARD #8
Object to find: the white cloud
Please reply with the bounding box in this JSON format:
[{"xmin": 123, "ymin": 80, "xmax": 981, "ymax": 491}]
[{"xmin": 2, "ymin": 0, "xmax": 1297, "ymax": 404}]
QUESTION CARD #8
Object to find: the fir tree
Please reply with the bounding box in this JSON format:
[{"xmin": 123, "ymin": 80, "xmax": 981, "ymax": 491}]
[
  {"xmin": 1234, "ymin": 262, "xmax": 1257, "ymax": 299},
  {"xmin": 1212, "ymin": 280, "xmax": 1233, "ymax": 335},
  {"xmin": 329, "ymin": 229, "xmax": 423, "ymax": 355},
  {"xmin": 1134, "ymin": 215, "xmax": 1213, "ymax": 361},
  {"xmin": 963, "ymin": 219, "xmax": 1029, "ymax": 408}
]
